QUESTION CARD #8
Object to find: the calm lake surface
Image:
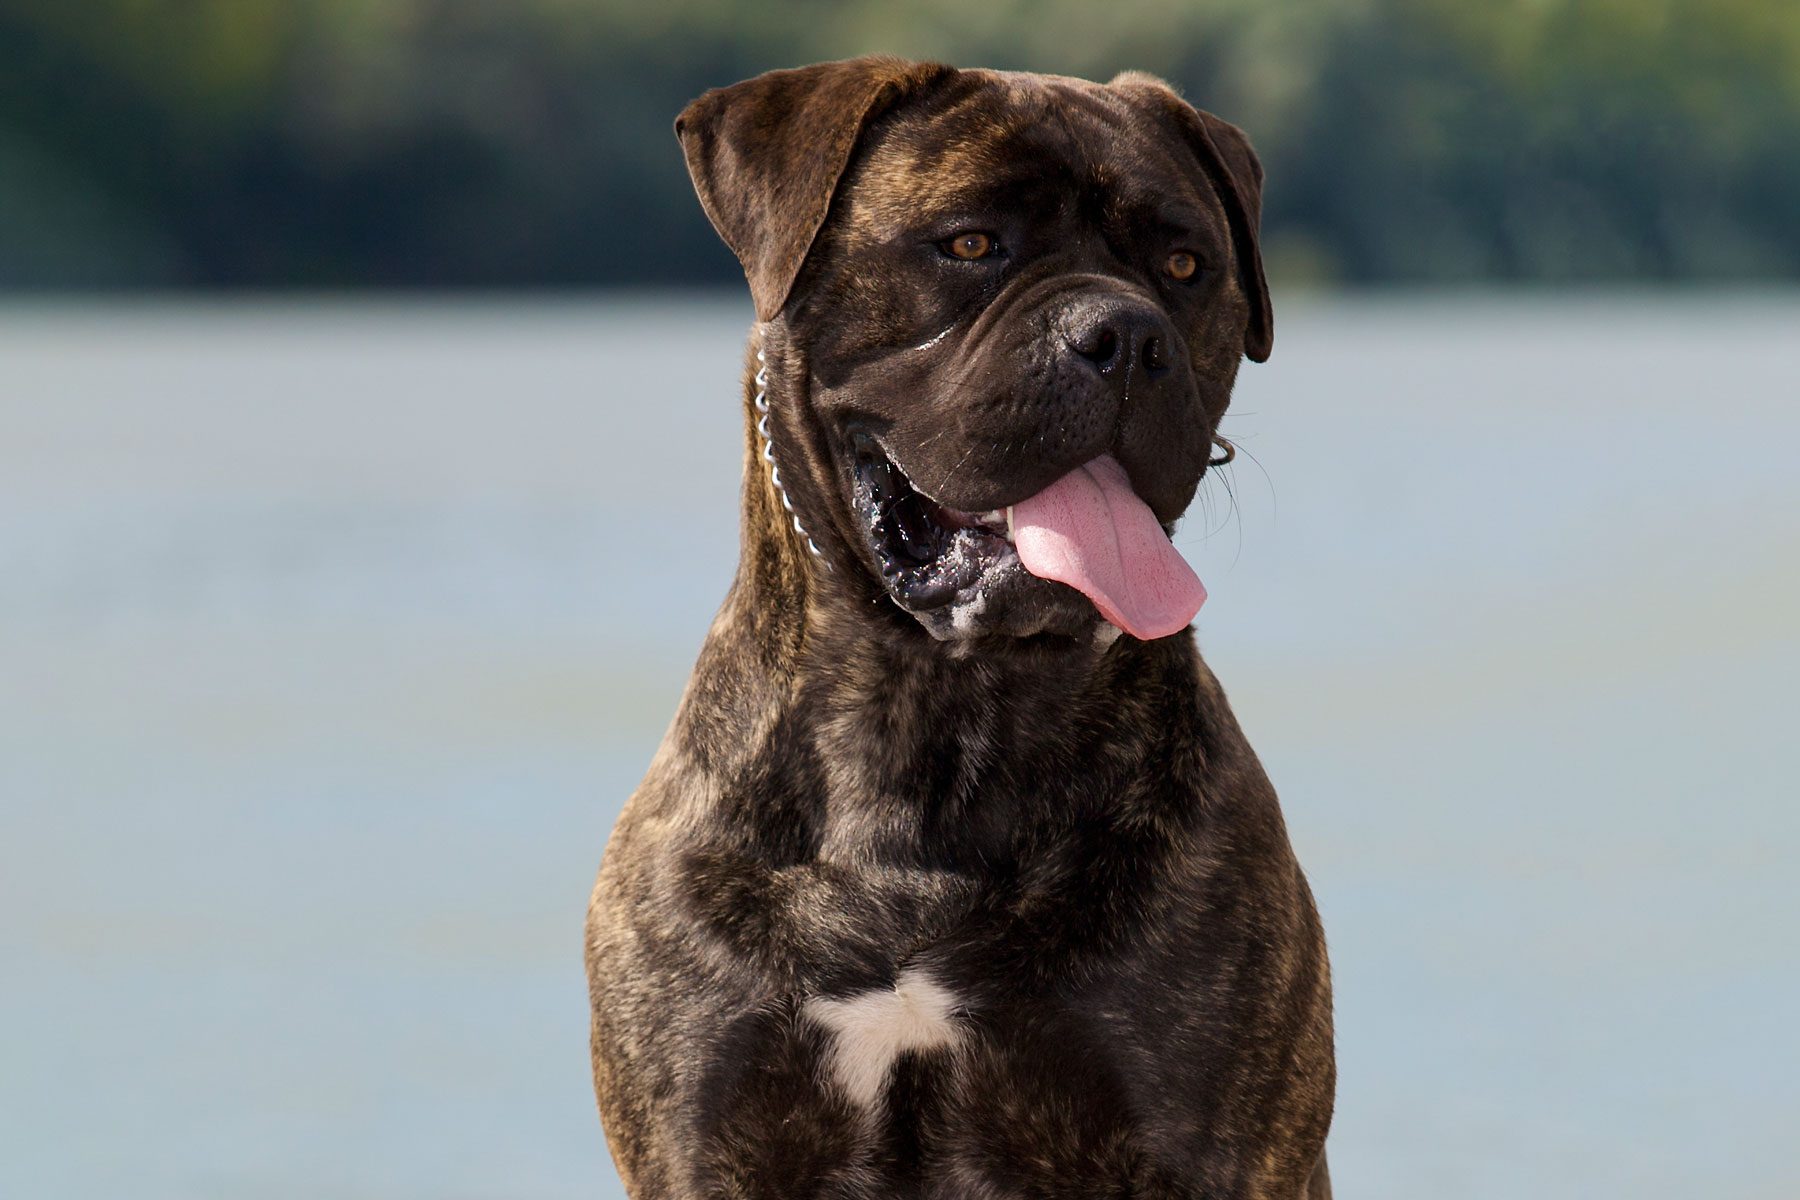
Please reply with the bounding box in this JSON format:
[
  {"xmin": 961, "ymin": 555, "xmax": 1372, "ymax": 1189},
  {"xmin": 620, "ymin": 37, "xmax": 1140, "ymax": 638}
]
[{"xmin": 2, "ymin": 293, "xmax": 1796, "ymax": 1198}]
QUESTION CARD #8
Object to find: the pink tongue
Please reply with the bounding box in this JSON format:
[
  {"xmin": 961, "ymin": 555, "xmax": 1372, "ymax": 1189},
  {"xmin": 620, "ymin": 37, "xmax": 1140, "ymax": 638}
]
[{"xmin": 1011, "ymin": 455, "xmax": 1206, "ymax": 641}]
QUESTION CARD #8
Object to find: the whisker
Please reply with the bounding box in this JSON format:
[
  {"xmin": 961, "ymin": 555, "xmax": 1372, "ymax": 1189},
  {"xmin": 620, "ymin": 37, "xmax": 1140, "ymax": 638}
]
[
  {"xmin": 1229, "ymin": 440, "xmax": 1278, "ymax": 523},
  {"xmin": 1215, "ymin": 465, "xmax": 1245, "ymax": 568},
  {"xmin": 931, "ymin": 440, "xmax": 981, "ymax": 498}
]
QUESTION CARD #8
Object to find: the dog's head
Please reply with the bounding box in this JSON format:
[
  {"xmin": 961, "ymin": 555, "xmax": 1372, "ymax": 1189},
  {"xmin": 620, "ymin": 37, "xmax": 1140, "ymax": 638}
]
[{"xmin": 678, "ymin": 56, "xmax": 1270, "ymax": 646}]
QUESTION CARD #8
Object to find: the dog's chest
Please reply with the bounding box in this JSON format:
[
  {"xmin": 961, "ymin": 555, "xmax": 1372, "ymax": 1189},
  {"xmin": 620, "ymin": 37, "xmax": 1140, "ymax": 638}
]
[
  {"xmin": 691, "ymin": 937, "xmax": 1198, "ymax": 1196},
  {"xmin": 669, "ymin": 677, "xmax": 1238, "ymax": 1190}
]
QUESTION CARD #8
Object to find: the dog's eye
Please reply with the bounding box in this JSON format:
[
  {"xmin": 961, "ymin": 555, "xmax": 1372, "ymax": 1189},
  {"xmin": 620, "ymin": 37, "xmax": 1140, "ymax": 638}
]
[
  {"xmin": 1165, "ymin": 251, "xmax": 1200, "ymax": 281},
  {"xmin": 943, "ymin": 232, "xmax": 995, "ymax": 261}
]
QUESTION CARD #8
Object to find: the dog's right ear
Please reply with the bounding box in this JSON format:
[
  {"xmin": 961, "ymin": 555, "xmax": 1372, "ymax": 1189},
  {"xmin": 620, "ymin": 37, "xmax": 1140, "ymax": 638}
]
[{"xmin": 677, "ymin": 56, "xmax": 953, "ymax": 322}]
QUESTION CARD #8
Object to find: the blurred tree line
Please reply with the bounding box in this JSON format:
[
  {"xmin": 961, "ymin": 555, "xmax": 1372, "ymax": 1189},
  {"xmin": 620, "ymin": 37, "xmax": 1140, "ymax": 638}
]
[{"xmin": 2, "ymin": 0, "xmax": 1797, "ymax": 288}]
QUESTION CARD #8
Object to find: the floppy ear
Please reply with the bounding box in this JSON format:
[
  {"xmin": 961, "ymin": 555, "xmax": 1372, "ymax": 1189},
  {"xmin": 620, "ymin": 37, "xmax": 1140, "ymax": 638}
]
[
  {"xmin": 676, "ymin": 56, "xmax": 954, "ymax": 322},
  {"xmin": 1108, "ymin": 72, "xmax": 1274, "ymax": 363}
]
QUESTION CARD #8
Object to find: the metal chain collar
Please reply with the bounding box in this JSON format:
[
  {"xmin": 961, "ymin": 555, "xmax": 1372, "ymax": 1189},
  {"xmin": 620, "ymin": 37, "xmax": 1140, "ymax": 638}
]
[{"xmin": 753, "ymin": 347, "xmax": 826, "ymax": 563}]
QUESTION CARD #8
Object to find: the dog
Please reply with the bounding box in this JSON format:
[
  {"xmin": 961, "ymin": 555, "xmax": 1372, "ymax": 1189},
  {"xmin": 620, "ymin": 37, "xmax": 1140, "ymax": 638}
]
[{"xmin": 586, "ymin": 56, "xmax": 1333, "ymax": 1199}]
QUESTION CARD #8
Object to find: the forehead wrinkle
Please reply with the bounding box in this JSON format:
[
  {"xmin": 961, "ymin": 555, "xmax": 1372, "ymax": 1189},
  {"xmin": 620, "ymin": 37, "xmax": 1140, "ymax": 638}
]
[
  {"xmin": 841, "ymin": 72, "xmax": 1228, "ymax": 250},
  {"xmin": 848, "ymin": 140, "xmax": 1006, "ymax": 239},
  {"xmin": 1084, "ymin": 111, "xmax": 1225, "ymax": 246},
  {"xmin": 1012, "ymin": 80, "xmax": 1220, "ymax": 234},
  {"xmin": 849, "ymin": 99, "xmax": 1074, "ymax": 239}
]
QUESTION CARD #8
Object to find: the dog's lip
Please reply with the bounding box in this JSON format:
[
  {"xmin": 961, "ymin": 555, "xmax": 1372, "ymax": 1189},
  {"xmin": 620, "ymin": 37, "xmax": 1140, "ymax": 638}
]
[
  {"xmin": 852, "ymin": 431, "xmax": 1016, "ymax": 534},
  {"xmin": 853, "ymin": 431, "xmax": 1011, "ymax": 532},
  {"xmin": 860, "ymin": 431, "xmax": 1182, "ymax": 542}
]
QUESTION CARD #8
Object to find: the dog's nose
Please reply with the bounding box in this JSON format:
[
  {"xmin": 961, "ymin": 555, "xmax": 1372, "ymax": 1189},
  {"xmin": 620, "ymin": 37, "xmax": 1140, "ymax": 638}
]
[{"xmin": 1066, "ymin": 301, "xmax": 1174, "ymax": 379}]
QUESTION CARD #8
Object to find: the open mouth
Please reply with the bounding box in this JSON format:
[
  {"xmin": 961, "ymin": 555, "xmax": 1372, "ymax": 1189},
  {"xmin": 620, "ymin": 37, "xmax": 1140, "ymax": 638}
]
[
  {"xmin": 849, "ymin": 430, "xmax": 1017, "ymax": 609},
  {"xmin": 847, "ymin": 430, "xmax": 1212, "ymax": 642}
]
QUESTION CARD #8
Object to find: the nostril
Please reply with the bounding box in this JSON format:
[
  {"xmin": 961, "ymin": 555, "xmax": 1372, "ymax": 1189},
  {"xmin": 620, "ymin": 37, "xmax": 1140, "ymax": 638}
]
[
  {"xmin": 1092, "ymin": 329, "xmax": 1118, "ymax": 365},
  {"xmin": 1074, "ymin": 326, "xmax": 1120, "ymax": 370}
]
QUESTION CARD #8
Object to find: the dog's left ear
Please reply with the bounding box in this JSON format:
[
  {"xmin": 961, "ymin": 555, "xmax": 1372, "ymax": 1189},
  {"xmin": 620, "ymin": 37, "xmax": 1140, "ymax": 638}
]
[
  {"xmin": 677, "ymin": 56, "xmax": 955, "ymax": 322},
  {"xmin": 1109, "ymin": 73, "xmax": 1274, "ymax": 363}
]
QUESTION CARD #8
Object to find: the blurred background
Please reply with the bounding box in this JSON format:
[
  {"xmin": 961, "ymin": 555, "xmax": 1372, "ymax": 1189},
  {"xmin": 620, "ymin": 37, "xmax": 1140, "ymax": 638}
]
[{"xmin": 2, "ymin": 2, "xmax": 1796, "ymax": 1198}]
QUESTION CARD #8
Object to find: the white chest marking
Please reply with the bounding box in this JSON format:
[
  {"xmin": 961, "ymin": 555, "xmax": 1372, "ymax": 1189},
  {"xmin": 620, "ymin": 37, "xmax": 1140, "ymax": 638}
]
[{"xmin": 803, "ymin": 969, "xmax": 966, "ymax": 1107}]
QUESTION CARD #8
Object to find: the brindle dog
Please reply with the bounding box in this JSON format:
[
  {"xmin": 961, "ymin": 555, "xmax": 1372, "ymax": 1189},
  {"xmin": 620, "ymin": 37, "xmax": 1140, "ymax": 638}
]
[{"xmin": 586, "ymin": 56, "xmax": 1333, "ymax": 1199}]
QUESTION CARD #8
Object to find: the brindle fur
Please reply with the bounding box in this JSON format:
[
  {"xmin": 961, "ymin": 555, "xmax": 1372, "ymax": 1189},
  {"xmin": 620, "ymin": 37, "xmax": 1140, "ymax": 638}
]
[{"xmin": 587, "ymin": 56, "xmax": 1333, "ymax": 1199}]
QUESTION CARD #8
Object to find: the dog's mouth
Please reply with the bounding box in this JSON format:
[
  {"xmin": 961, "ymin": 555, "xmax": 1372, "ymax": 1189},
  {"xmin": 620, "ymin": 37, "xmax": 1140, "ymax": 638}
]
[
  {"xmin": 847, "ymin": 430, "xmax": 1209, "ymax": 642},
  {"xmin": 850, "ymin": 430, "xmax": 1018, "ymax": 611}
]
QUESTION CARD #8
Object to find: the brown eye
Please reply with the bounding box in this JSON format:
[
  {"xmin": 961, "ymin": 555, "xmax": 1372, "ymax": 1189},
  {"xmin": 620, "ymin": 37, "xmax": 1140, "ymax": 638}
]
[
  {"xmin": 945, "ymin": 232, "xmax": 994, "ymax": 260},
  {"xmin": 1165, "ymin": 250, "xmax": 1199, "ymax": 281}
]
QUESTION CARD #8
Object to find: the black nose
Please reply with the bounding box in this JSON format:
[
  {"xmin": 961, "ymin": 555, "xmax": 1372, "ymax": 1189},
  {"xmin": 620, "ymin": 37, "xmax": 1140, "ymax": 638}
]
[{"xmin": 1066, "ymin": 301, "xmax": 1175, "ymax": 379}]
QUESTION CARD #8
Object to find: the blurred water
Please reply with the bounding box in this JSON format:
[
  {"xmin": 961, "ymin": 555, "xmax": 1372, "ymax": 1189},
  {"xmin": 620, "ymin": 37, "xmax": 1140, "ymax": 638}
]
[{"xmin": 1, "ymin": 293, "xmax": 1795, "ymax": 1198}]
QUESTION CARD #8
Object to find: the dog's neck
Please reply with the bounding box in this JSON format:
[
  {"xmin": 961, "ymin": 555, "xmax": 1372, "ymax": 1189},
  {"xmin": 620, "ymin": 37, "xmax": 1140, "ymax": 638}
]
[{"xmin": 669, "ymin": 354, "xmax": 1223, "ymax": 866}]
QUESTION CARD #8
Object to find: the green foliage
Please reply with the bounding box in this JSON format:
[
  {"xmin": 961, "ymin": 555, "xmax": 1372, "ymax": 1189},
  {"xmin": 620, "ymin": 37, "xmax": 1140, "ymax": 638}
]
[{"xmin": 1, "ymin": 0, "xmax": 1795, "ymax": 286}]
